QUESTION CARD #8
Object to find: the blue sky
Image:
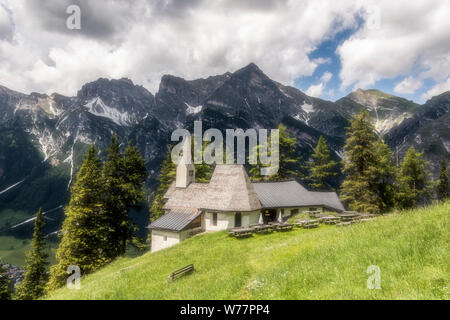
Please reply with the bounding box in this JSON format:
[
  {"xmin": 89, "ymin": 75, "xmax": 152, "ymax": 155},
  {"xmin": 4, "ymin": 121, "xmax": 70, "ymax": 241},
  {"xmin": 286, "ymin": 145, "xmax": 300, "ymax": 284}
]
[
  {"xmin": 295, "ymin": 23, "xmax": 447, "ymax": 103},
  {"xmin": 295, "ymin": 27, "xmax": 357, "ymax": 102}
]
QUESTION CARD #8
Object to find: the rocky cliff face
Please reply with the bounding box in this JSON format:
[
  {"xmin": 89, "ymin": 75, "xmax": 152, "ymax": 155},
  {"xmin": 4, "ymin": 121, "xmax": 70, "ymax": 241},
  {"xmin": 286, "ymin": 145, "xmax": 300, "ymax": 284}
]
[
  {"xmin": 0, "ymin": 63, "xmax": 448, "ymax": 236},
  {"xmin": 336, "ymin": 89, "xmax": 420, "ymax": 135},
  {"xmin": 385, "ymin": 91, "xmax": 450, "ymax": 171}
]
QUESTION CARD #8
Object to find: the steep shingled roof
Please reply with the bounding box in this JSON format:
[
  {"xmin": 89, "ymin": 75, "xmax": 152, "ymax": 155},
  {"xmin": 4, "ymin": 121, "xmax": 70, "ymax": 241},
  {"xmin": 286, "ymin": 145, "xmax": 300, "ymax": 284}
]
[
  {"xmin": 164, "ymin": 164, "xmax": 262, "ymax": 212},
  {"xmin": 164, "ymin": 183, "xmax": 209, "ymax": 210},
  {"xmin": 203, "ymin": 164, "xmax": 262, "ymax": 211}
]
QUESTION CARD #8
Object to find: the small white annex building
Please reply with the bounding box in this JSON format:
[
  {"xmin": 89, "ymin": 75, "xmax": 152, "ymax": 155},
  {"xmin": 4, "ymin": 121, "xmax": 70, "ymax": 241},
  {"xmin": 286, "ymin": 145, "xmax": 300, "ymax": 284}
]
[{"xmin": 148, "ymin": 144, "xmax": 345, "ymax": 252}]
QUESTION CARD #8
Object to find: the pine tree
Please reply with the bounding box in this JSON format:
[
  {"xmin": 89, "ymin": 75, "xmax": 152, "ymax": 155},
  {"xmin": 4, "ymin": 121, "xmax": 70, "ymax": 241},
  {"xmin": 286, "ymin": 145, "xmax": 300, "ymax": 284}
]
[
  {"xmin": 102, "ymin": 136, "xmax": 148, "ymax": 258},
  {"xmin": 274, "ymin": 124, "xmax": 301, "ymax": 180},
  {"xmin": 249, "ymin": 144, "xmax": 269, "ymax": 181},
  {"xmin": 47, "ymin": 146, "xmax": 109, "ymax": 290},
  {"xmin": 396, "ymin": 146, "xmax": 431, "ymax": 209},
  {"xmin": 102, "ymin": 135, "xmax": 126, "ymax": 258},
  {"xmin": 15, "ymin": 208, "xmax": 49, "ymax": 299},
  {"xmin": 119, "ymin": 140, "xmax": 148, "ymax": 249},
  {"xmin": 437, "ymin": 158, "xmax": 449, "ymax": 201},
  {"xmin": 250, "ymin": 124, "xmax": 301, "ymax": 181},
  {"xmin": 307, "ymin": 135, "xmax": 337, "ymax": 190},
  {"xmin": 0, "ymin": 265, "xmax": 11, "ymax": 300},
  {"xmin": 340, "ymin": 111, "xmax": 380, "ymax": 213},
  {"xmin": 150, "ymin": 150, "xmax": 176, "ymax": 220},
  {"xmin": 369, "ymin": 138, "xmax": 397, "ymax": 213},
  {"xmin": 193, "ymin": 138, "xmax": 214, "ymax": 183}
]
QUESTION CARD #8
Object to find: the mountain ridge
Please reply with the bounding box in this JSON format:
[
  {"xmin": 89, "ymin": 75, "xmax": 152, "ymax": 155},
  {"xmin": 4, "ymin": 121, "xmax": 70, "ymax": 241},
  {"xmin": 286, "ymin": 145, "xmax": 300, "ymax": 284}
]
[{"xmin": 0, "ymin": 63, "xmax": 449, "ymax": 237}]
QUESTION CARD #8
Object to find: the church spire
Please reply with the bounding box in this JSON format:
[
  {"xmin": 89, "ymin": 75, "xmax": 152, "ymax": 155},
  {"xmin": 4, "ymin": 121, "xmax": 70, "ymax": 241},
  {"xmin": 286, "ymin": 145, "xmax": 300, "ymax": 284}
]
[{"xmin": 176, "ymin": 138, "xmax": 195, "ymax": 188}]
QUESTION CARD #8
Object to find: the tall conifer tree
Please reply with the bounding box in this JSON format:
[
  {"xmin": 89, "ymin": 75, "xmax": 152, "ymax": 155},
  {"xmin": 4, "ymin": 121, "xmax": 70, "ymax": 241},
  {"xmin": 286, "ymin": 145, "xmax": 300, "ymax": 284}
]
[
  {"xmin": 102, "ymin": 135, "xmax": 124, "ymax": 258},
  {"xmin": 47, "ymin": 146, "xmax": 108, "ymax": 290},
  {"xmin": 274, "ymin": 124, "xmax": 301, "ymax": 180},
  {"xmin": 341, "ymin": 111, "xmax": 379, "ymax": 212},
  {"xmin": 0, "ymin": 265, "xmax": 11, "ymax": 300},
  {"xmin": 437, "ymin": 158, "xmax": 449, "ymax": 201},
  {"xmin": 307, "ymin": 135, "xmax": 337, "ymax": 190},
  {"xmin": 369, "ymin": 138, "xmax": 397, "ymax": 213},
  {"xmin": 340, "ymin": 111, "xmax": 396, "ymax": 213},
  {"xmin": 396, "ymin": 146, "xmax": 431, "ymax": 209},
  {"xmin": 249, "ymin": 144, "xmax": 269, "ymax": 181},
  {"xmin": 250, "ymin": 124, "xmax": 301, "ymax": 181},
  {"xmin": 103, "ymin": 136, "xmax": 148, "ymax": 257},
  {"xmin": 119, "ymin": 140, "xmax": 148, "ymax": 249},
  {"xmin": 150, "ymin": 150, "xmax": 176, "ymax": 220},
  {"xmin": 15, "ymin": 208, "xmax": 49, "ymax": 300}
]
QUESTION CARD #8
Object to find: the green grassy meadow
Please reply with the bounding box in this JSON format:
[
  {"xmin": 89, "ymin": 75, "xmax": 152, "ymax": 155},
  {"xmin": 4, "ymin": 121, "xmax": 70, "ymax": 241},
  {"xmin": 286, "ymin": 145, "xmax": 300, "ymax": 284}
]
[
  {"xmin": 45, "ymin": 202, "xmax": 449, "ymax": 300},
  {"xmin": 0, "ymin": 236, "xmax": 58, "ymax": 267}
]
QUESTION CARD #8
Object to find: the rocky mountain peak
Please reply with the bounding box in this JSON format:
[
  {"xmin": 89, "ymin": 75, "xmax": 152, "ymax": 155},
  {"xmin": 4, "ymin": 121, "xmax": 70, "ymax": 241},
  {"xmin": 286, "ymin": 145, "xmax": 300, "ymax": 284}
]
[
  {"xmin": 77, "ymin": 77, "xmax": 150, "ymax": 99},
  {"xmin": 425, "ymin": 90, "xmax": 450, "ymax": 104},
  {"xmin": 232, "ymin": 62, "xmax": 271, "ymax": 85},
  {"xmin": 347, "ymin": 89, "xmax": 386, "ymax": 109},
  {"xmin": 75, "ymin": 77, "xmax": 155, "ymax": 120},
  {"xmin": 159, "ymin": 74, "xmax": 190, "ymax": 95},
  {"xmin": 337, "ymin": 88, "xmax": 420, "ymax": 135}
]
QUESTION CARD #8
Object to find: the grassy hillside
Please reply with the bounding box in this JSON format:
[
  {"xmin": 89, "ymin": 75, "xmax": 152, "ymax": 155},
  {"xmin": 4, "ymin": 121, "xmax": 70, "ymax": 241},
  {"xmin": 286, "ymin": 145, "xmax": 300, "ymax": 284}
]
[
  {"xmin": 46, "ymin": 202, "xmax": 449, "ymax": 300},
  {"xmin": 0, "ymin": 236, "xmax": 58, "ymax": 267}
]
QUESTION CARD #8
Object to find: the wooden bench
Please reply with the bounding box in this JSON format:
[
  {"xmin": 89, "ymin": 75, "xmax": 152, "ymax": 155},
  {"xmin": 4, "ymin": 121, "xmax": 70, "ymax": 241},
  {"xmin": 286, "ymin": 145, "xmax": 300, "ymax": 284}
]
[
  {"xmin": 302, "ymin": 220, "xmax": 319, "ymax": 229},
  {"xmin": 316, "ymin": 216, "xmax": 329, "ymax": 223},
  {"xmin": 323, "ymin": 216, "xmax": 340, "ymax": 225},
  {"xmin": 235, "ymin": 230, "xmax": 253, "ymax": 238},
  {"xmin": 168, "ymin": 264, "xmax": 194, "ymax": 281},
  {"xmin": 307, "ymin": 211, "xmax": 322, "ymax": 218},
  {"xmin": 251, "ymin": 224, "xmax": 274, "ymax": 234},
  {"xmin": 276, "ymin": 223, "xmax": 293, "ymax": 231},
  {"xmin": 339, "ymin": 214, "xmax": 356, "ymax": 222},
  {"xmin": 229, "ymin": 228, "xmax": 253, "ymax": 238}
]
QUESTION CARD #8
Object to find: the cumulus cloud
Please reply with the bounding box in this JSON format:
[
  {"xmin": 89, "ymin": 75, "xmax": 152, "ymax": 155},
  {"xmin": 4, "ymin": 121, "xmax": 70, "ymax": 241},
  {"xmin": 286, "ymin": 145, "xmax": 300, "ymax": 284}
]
[
  {"xmin": 394, "ymin": 76, "xmax": 423, "ymax": 94},
  {"xmin": 337, "ymin": 0, "xmax": 450, "ymax": 94},
  {"xmin": 0, "ymin": 0, "xmax": 448, "ymax": 100},
  {"xmin": 421, "ymin": 78, "xmax": 450, "ymax": 101},
  {"xmin": 306, "ymin": 71, "xmax": 333, "ymax": 97},
  {"xmin": 0, "ymin": 3, "xmax": 13, "ymax": 41},
  {"xmin": 306, "ymin": 83, "xmax": 325, "ymax": 97},
  {"xmin": 0, "ymin": 0, "xmax": 360, "ymax": 95},
  {"xmin": 320, "ymin": 71, "xmax": 333, "ymax": 83}
]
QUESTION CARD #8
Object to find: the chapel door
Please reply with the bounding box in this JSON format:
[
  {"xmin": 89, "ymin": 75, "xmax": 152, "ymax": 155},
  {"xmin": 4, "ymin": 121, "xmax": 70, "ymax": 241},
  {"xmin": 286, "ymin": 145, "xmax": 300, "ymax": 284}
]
[{"xmin": 235, "ymin": 212, "xmax": 242, "ymax": 227}]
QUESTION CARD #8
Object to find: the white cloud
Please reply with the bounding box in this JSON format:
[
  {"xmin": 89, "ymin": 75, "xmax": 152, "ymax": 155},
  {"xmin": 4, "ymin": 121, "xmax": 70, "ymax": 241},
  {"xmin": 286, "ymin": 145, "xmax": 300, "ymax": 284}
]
[
  {"xmin": 0, "ymin": 3, "xmax": 13, "ymax": 41},
  {"xmin": 337, "ymin": 0, "xmax": 450, "ymax": 91},
  {"xmin": 421, "ymin": 78, "xmax": 450, "ymax": 101},
  {"xmin": 0, "ymin": 0, "xmax": 360, "ymax": 95},
  {"xmin": 312, "ymin": 57, "xmax": 331, "ymax": 65},
  {"xmin": 0, "ymin": 0, "xmax": 447, "ymax": 100},
  {"xmin": 394, "ymin": 76, "xmax": 423, "ymax": 94},
  {"xmin": 306, "ymin": 82, "xmax": 325, "ymax": 97},
  {"xmin": 306, "ymin": 71, "xmax": 333, "ymax": 97},
  {"xmin": 321, "ymin": 71, "xmax": 333, "ymax": 83}
]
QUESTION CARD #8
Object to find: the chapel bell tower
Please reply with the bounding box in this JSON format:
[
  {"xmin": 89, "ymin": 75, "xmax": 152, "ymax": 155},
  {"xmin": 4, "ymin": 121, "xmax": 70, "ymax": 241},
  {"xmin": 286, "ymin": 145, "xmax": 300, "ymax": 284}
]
[{"xmin": 176, "ymin": 138, "xmax": 195, "ymax": 188}]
